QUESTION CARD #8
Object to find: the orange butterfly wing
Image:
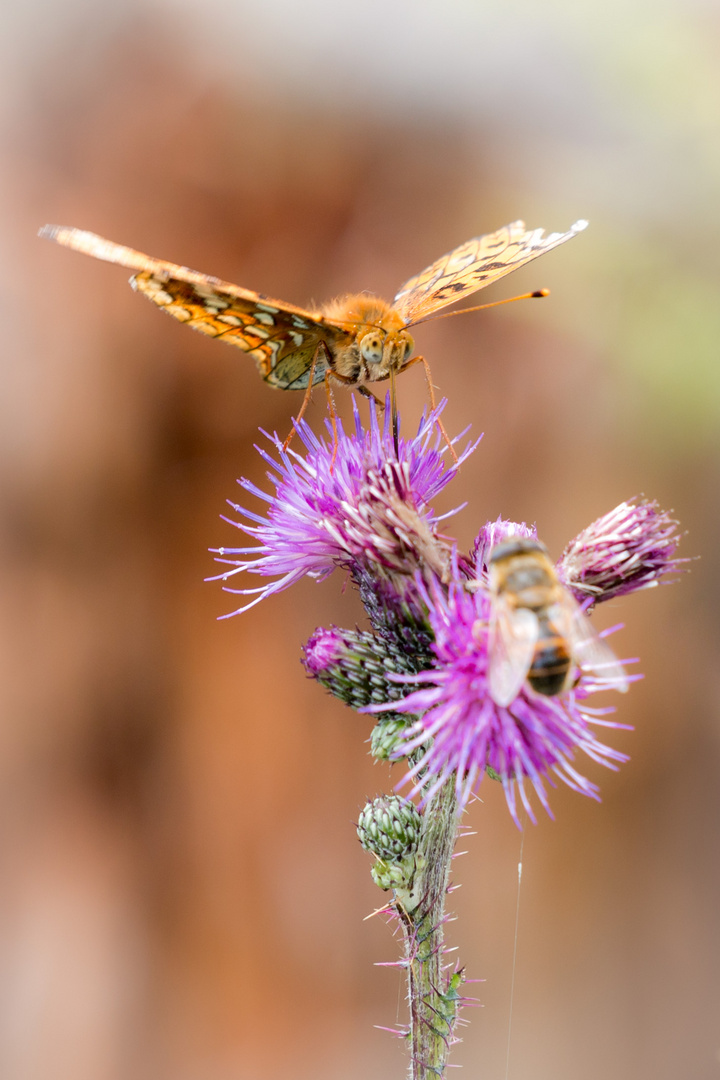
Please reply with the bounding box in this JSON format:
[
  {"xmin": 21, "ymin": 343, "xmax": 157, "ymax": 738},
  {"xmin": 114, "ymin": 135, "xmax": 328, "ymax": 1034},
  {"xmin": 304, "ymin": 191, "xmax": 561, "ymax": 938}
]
[
  {"xmin": 39, "ymin": 227, "xmax": 350, "ymax": 390},
  {"xmin": 392, "ymin": 219, "xmax": 588, "ymax": 324}
]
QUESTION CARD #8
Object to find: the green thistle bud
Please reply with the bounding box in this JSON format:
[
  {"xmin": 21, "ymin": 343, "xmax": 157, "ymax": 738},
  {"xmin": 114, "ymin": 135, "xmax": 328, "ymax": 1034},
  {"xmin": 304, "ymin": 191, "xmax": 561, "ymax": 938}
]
[
  {"xmin": 358, "ymin": 796, "xmax": 425, "ymax": 902},
  {"xmin": 357, "ymin": 795, "xmax": 423, "ymax": 861},
  {"xmin": 303, "ymin": 626, "xmax": 422, "ymax": 711},
  {"xmin": 370, "ymin": 715, "xmax": 412, "ymax": 760},
  {"xmin": 370, "ymin": 859, "xmax": 417, "ymax": 892}
]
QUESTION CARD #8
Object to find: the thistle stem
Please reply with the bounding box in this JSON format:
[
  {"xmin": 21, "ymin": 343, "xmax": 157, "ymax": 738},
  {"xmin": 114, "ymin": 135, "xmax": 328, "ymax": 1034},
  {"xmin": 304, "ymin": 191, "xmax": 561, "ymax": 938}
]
[{"xmin": 398, "ymin": 776, "xmax": 460, "ymax": 1078}]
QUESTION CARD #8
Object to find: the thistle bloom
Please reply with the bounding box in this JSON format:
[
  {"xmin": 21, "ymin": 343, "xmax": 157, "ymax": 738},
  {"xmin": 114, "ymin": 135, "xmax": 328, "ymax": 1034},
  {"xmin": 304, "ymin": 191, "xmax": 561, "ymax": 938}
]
[
  {"xmin": 212, "ymin": 400, "xmax": 476, "ymax": 614},
  {"xmin": 559, "ymin": 498, "xmax": 684, "ymax": 603},
  {"xmin": 364, "ymin": 500, "xmax": 683, "ymax": 824},
  {"xmin": 472, "ymin": 517, "xmax": 538, "ymax": 580},
  {"xmin": 369, "ymin": 575, "xmax": 630, "ymax": 827},
  {"xmin": 216, "ymin": 403, "xmax": 682, "ymax": 826}
]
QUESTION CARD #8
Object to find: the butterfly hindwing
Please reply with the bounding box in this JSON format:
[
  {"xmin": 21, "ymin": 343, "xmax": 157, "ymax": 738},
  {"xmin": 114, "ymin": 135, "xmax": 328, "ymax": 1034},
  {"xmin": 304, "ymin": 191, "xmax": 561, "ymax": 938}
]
[
  {"xmin": 132, "ymin": 273, "xmax": 340, "ymax": 389},
  {"xmin": 392, "ymin": 219, "xmax": 588, "ymax": 324}
]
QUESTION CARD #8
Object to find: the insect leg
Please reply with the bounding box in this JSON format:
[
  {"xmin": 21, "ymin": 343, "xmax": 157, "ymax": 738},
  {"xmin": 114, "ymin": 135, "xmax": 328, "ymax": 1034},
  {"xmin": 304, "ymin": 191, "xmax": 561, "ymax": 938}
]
[
  {"xmin": 357, "ymin": 385, "xmax": 386, "ymax": 411},
  {"xmin": 403, "ymin": 354, "xmax": 458, "ymax": 464},
  {"xmin": 389, "ymin": 366, "xmax": 399, "ymax": 456},
  {"xmin": 282, "ymin": 341, "xmax": 329, "ymax": 452},
  {"xmin": 321, "ymin": 368, "xmax": 367, "ymax": 469},
  {"xmin": 324, "ymin": 370, "xmax": 341, "ymax": 471}
]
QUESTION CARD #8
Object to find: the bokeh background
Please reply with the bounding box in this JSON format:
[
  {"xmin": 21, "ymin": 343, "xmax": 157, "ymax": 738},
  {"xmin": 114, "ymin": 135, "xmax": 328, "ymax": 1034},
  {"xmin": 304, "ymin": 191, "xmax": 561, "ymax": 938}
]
[{"xmin": 1, "ymin": 2, "xmax": 719, "ymax": 1078}]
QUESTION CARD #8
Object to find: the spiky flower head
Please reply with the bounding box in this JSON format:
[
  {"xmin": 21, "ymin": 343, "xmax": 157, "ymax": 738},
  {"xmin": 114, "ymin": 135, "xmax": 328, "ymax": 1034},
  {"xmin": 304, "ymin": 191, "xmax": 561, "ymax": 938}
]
[
  {"xmin": 559, "ymin": 498, "xmax": 684, "ymax": 603},
  {"xmin": 214, "ymin": 401, "xmax": 684, "ymax": 827},
  {"xmin": 212, "ymin": 401, "xmax": 476, "ymax": 615}
]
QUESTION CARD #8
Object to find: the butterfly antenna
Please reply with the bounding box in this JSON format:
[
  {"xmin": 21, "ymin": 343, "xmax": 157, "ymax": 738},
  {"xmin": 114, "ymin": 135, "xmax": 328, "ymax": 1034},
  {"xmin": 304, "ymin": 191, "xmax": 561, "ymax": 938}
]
[
  {"xmin": 408, "ymin": 289, "xmax": 549, "ymax": 329},
  {"xmin": 389, "ymin": 366, "xmax": 399, "ymax": 456}
]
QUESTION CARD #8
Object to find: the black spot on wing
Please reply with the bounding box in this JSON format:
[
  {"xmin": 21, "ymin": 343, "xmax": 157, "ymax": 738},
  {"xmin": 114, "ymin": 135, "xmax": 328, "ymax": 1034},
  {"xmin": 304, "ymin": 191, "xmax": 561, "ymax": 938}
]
[{"xmin": 482, "ymin": 261, "xmax": 515, "ymax": 272}]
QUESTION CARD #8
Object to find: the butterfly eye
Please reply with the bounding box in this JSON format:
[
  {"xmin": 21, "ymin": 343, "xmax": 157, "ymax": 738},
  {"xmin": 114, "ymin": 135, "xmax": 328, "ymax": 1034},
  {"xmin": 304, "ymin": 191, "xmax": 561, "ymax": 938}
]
[{"xmin": 359, "ymin": 332, "xmax": 384, "ymax": 365}]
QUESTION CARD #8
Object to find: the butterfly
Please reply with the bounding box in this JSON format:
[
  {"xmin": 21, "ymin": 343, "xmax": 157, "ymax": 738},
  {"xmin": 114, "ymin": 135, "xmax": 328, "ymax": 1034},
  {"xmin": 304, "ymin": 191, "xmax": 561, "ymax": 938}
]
[
  {"xmin": 39, "ymin": 219, "xmax": 587, "ymax": 446},
  {"xmin": 40, "ymin": 219, "xmax": 587, "ymax": 387}
]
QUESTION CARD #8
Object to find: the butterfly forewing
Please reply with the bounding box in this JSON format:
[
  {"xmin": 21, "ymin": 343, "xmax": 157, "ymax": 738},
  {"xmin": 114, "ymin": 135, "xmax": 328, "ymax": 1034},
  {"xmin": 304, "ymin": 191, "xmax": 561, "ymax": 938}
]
[
  {"xmin": 392, "ymin": 219, "xmax": 588, "ymax": 324},
  {"xmin": 39, "ymin": 226, "xmax": 348, "ymax": 390}
]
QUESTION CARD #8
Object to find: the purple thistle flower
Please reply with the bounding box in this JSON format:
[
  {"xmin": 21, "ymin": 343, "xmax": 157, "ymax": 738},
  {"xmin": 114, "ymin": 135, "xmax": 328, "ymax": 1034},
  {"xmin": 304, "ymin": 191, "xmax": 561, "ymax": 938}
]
[
  {"xmin": 303, "ymin": 626, "xmax": 347, "ymax": 678},
  {"xmin": 559, "ymin": 498, "xmax": 684, "ymax": 604},
  {"xmin": 472, "ymin": 517, "xmax": 537, "ymax": 579},
  {"xmin": 369, "ymin": 572, "xmax": 631, "ymax": 827},
  {"xmin": 212, "ymin": 400, "xmax": 477, "ymax": 615}
]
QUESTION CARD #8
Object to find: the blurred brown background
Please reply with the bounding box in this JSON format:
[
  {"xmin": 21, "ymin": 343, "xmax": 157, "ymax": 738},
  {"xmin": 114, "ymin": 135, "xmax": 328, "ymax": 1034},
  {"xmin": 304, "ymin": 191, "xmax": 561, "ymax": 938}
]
[{"xmin": 1, "ymin": 2, "xmax": 718, "ymax": 1078}]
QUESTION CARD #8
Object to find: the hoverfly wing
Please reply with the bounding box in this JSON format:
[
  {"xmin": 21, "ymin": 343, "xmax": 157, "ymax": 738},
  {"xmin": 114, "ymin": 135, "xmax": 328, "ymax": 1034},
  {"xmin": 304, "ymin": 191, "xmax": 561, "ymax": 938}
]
[
  {"xmin": 561, "ymin": 599, "xmax": 629, "ymax": 693},
  {"xmin": 488, "ymin": 603, "xmax": 540, "ymax": 708}
]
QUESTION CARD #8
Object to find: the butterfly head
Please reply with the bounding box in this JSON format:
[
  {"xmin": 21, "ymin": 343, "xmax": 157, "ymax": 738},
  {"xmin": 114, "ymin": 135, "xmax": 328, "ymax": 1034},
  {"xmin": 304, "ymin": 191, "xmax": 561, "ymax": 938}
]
[
  {"xmin": 358, "ymin": 326, "xmax": 415, "ymax": 380},
  {"xmin": 322, "ymin": 295, "xmax": 416, "ymax": 385}
]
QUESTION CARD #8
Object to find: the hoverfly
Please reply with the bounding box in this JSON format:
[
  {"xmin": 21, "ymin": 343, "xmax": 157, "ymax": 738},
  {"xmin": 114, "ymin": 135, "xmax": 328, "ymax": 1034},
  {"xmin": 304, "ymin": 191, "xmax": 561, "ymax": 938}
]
[{"xmin": 487, "ymin": 537, "xmax": 628, "ymax": 707}]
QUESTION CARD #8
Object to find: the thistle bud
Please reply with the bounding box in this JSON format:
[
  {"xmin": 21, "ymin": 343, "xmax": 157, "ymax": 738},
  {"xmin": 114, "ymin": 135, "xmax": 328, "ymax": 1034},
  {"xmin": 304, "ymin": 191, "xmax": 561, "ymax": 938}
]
[
  {"xmin": 303, "ymin": 626, "xmax": 422, "ymax": 710},
  {"xmin": 357, "ymin": 795, "xmax": 425, "ymax": 900},
  {"xmin": 357, "ymin": 795, "xmax": 423, "ymax": 861},
  {"xmin": 370, "ymin": 715, "xmax": 412, "ymax": 761},
  {"xmin": 559, "ymin": 498, "xmax": 684, "ymax": 603}
]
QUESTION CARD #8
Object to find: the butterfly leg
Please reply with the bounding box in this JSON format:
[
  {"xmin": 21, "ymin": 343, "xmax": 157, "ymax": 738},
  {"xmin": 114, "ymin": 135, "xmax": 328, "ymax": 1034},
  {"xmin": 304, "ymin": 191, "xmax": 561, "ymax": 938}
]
[
  {"xmin": 282, "ymin": 341, "xmax": 330, "ymax": 452},
  {"xmin": 357, "ymin": 385, "xmax": 386, "ymax": 411},
  {"xmin": 324, "ymin": 370, "xmax": 341, "ymax": 471},
  {"xmin": 320, "ymin": 368, "xmax": 363, "ymax": 470},
  {"xmin": 403, "ymin": 355, "xmax": 458, "ymax": 464},
  {"xmin": 358, "ymin": 383, "xmax": 398, "ymax": 452},
  {"xmin": 390, "ymin": 366, "xmax": 401, "ymax": 455}
]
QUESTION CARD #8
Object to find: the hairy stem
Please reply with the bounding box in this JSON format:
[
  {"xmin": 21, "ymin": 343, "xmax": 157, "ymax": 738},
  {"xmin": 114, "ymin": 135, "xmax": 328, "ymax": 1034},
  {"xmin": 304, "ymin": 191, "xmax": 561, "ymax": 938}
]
[{"xmin": 398, "ymin": 776, "xmax": 460, "ymax": 1078}]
